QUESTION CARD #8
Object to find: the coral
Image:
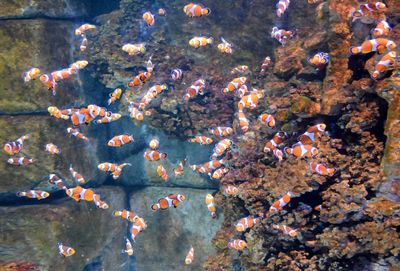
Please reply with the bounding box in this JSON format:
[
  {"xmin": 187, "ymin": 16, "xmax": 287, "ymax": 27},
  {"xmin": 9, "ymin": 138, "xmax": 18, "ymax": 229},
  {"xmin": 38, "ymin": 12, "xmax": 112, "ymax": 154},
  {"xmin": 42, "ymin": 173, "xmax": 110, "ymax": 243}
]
[
  {"xmin": 266, "ymin": 251, "xmax": 318, "ymax": 271},
  {"xmin": 0, "ymin": 261, "xmax": 38, "ymax": 271}
]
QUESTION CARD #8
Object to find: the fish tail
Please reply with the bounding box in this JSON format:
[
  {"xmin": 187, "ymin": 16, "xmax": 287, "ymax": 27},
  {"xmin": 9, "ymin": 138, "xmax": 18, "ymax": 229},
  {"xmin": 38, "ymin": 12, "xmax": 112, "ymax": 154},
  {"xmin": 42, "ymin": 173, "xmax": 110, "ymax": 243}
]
[
  {"xmin": 284, "ymin": 147, "xmax": 292, "ymax": 155},
  {"xmin": 207, "ymin": 37, "xmax": 214, "ymax": 45},
  {"xmin": 349, "ymin": 46, "xmax": 360, "ymax": 55},
  {"xmin": 204, "ymin": 8, "xmax": 211, "ymax": 15},
  {"xmin": 113, "ymin": 211, "xmax": 120, "ymax": 216},
  {"xmin": 16, "ymin": 192, "xmax": 24, "ymax": 197}
]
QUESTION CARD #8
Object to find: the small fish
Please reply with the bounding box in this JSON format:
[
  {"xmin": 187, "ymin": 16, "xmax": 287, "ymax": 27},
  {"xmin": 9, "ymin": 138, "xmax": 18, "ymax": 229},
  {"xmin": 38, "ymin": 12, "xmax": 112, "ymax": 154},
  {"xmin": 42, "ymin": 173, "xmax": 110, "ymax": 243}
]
[
  {"xmin": 124, "ymin": 238, "xmax": 134, "ymax": 256},
  {"xmin": 191, "ymin": 158, "xmax": 227, "ymax": 174},
  {"xmin": 149, "ymin": 84, "xmax": 168, "ymax": 97},
  {"xmin": 260, "ymin": 56, "xmax": 272, "ymax": 73},
  {"xmin": 205, "ymin": 194, "xmax": 217, "ymax": 218},
  {"xmin": 223, "ymin": 77, "xmax": 247, "ymax": 93},
  {"xmin": 235, "ymin": 216, "xmax": 262, "ymax": 232},
  {"xmin": 259, "ymin": 113, "xmax": 275, "ymax": 128},
  {"xmin": 188, "ymin": 136, "xmax": 213, "ymax": 145},
  {"xmin": 238, "ymin": 89, "xmax": 264, "ymax": 111},
  {"xmin": 371, "ymin": 20, "xmax": 391, "ymax": 38},
  {"xmin": 45, "ymin": 143, "xmax": 60, "ymax": 155},
  {"xmin": 351, "ymin": 2, "xmax": 386, "ymax": 22},
  {"xmin": 113, "ymin": 209, "xmax": 139, "ymax": 223},
  {"xmin": 143, "ymin": 11, "xmax": 155, "ymax": 26},
  {"xmin": 211, "ymin": 167, "xmax": 229, "ymax": 180},
  {"xmin": 184, "ymin": 79, "xmax": 205, "ymax": 101},
  {"xmin": 94, "ymin": 199, "xmax": 109, "ymax": 209},
  {"xmin": 24, "ymin": 67, "xmax": 41, "ymax": 82},
  {"xmin": 171, "ymin": 68, "xmax": 183, "ymax": 80},
  {"xmin": 231, "ymin": 65, "xmax": 249, "ymax": 75},
  {"xmin": 298, "ymin": 123, "xmax": 326, "ymax": 144},
  {"xmin": 97, "ymin": 162, "xmax": 131, "ymax": 179},
  {"xmin": 151, "ymin": 194, "xmax": 185, "ymax": 211},
  {"xmin": 131, "ymin": 217, "xmax": 147, "ymax": 241},
  {"xmin": 39, "ymin": 74, "xmax": 57, "ymax": 95},
  {"xmin": 122, "ymin": 43, "xmax": 146, "ymax": 56},
  {"xmin": 58, "ymin": 243, "xmax": 75, "ymax": 257},
  {"xmin": 67, "ymin": 127, "xmax": 89, "ymax": 141},
  {"xmin": 70, "ymin": 60, "xmax": 88, "ymax": 70},
  {"xmin": 48, "ymin": 174, "xmax": 66, "ymax": 190},
  {"xmin": 158, "ymin": 8, "xmax": 166, "ymax": 16},
  {"xmin": 310, "ymin": 162, "xmax": 335, "ymax": 176},
  {"xmin": 157, "ymin": 165, "xmax": 169, "ymax": 181},
  {"xmin": 276, "ymin": 0, "xmax": 290, "ymax": 17},
  {"xmin": 96, "ymin": 113, "xmax": 122, "ymax": 124},
  {"xmin": 48, "ymin": 106, "xmax": 70, "ymax": 120},
  {"xmin": 217, "ymin": 37, "xmax": 233, "ymax": 54},
  {"xmin": 107, "ymin": 135, "xmax": 134, "ymax": 147},
  {"xmin": 69, "ymin": 166, "xmax": 86, "ymax": 184},
  {"xmin": 144, "ymin": 150, "xmax": 167, "ymax": 161},
  {"xmin": 349, "ymin": 38, "xmax": 396, "ymax": 55},
  {"xmin": 80, "ymin": 36, "xmax": 88, "ymax": 52},
  {"xmin": 189, "ymin": 37, "xmax": 213, "ymax": 48},
  {"xmin": 308, "ymin": 52, "xmax": 329, "ymax": 70},
  {"xmin": 224, "ymin": 185, "xmax": 239, "ymax": 196},
  {"xmin": 183, "ymin": 3, "xmax": 211, "ymax": 17},
  {"xmin": 314, "ymin": 204, "xmax": 322, "ymax": 211},
  {"xmin": 51, "ymin": 68, "xmax": 77, "ymax": 82},
  {"xmin": 17, "ymin": 190, "xmax": 49, "ymax": 200},
  {"xmin": 271, "ymin": 27, "xmax": 295, "ymax": 46},
  {"xmin": 149, "ymin": 139, "xmax": 159, "ymax": 150},
  {"xmin": 65, "ymin": 186, "xmax": 95, "ymax": 202},
  {"xmin": 75, "ymin": 24, "xmax": 96, "ymax": 36},
  {"xmin": 272, "ymin": 224, "xmax": 300, "ymax": 238},
  {"xmin": 174, "ymin": 159, "xmax": 187, "ymax": 177},
  {"xmin": 263, "ymin": 132, "xmax": 287, "ymax": 153},
  {"xmin": 211, "ymin": 139, "xmax": 232, "ymax": 159},
  {"xmin": 7, "ymin": 157, "xmax": 35, "ymax": 166},
  {"xmin": 129, "ymin": 104, "xmax": 144, "ymax": 121},
  {"xmin": 273, "ymin": 149, "xmax": 284, "ymax": 162},
  {"xmin": 371, "ymin": 51, "xmax": 397, "ymax": 80},
  {"xmin": 128, "ymin": 71, "xmax": 151, "ymax": 87},
  {"xmin": 185, "ymin": 247, "xmax": 194, "ymax": 265},
  {"xmin": 228, "ymin": 239, "xmax": 247, "ymax": 251},
  {"xmin": 209, "ymin": 127, "xmax": 234, "ymax": 137},
  {"xmin": 237, "ymin": 110, "xmax": 250, "ymax": 133},
  {"xmin": 284, "ymin": 143, "xmax": 318, "ymax": 158},
  {"xmin": 269, "ymin": 192, "xmax": 292, "ymax": 214},
  {"xmin": 108, "ymin": 88, "xmax": 123, "ymax": 105},
  {"xmin": 236, "ymin": 85, "xmax": 249, "ymax": 98}
]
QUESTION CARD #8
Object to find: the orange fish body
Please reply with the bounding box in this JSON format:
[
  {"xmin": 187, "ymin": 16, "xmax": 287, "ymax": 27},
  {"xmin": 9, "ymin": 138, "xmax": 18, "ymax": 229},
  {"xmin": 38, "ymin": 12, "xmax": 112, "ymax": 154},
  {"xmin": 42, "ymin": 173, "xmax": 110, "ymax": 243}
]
[
  {"xmin": 107, "ymin": 88, "xmax": 123, "ymax": 105},
  {"xmin": 231, "ymin": 65, "xmax": 249, "ymax": 75},
  {"xmin": 235, "ymin": 216, "xmax": 261, "ymax": 232},
  {"xmin": 174, "ymin": 159, "xmax": 187, "ymax": 177},
  {"xmin": 211, "ymin": 167, "xmax": 229, "ymax": 179},
  {"xmin": 96, "ymin": 113, "xmax": 122, "ymax": 124},
  {"xmin": 263, "ymin": 132, "xmax": 286, "ymax": 153},
  {"xmin": 191, "ymin": 158, "xmax": 226, "ymax": 174},
  {"xmin": 189, "ymin": 136, "xmax": 213, "ymax": 145},
  {"xmin": 269, "ymin": 192, "xmax": 292, "ymax": 214},
  {"xmin": 70, "ymin": 60, "xmax": 88, "ymax": 70},
  {"xmin": 48, "ymin": 174, "xmax": 66, "ymax": 190},
  {"xmin": 17, "ymin": 190, "xmax": 49, "ymax": 200},
  {"xmin": 259, "ymin": 113, "xmax": 275, "ymax": 128},
  {"xmin": 308, "ymin": 52, "xmax": 329, "ymax": 69},
  {"xmin": 69, "ymin": 166, "xmax": 86, "ymax": 184},
  {"xmin": 131, "ymin": 217, "xmax": 147, "ymax": 241},
  {"xmin": 144, "ymin": 150, "xmax": 167, "ymax": 161},
  {"xmin": 352, "ymin": 2, "xmax": 386, "ymax": 21},
  {"xmin": 185, "ymin": 247, "xmax": 194, "ymax": 265},
  {"xmin": 271, "ymin": 27, "xmax": 295, "ymax": 46},
  {"xmin": 4, "ymin": 134, "xmax": 30, "ymax": 155},
  {"xmin": 273, "ymin": 224, "xmax": 300, "ymax": 238},
  {"xmin": 349, "ymin": 38, "xmax": 396, "ymax": 55},
  {"xmin": 58, "ymin": 243, "xmax": 75, "ymax": 257},
  {"xmin": 285, "ymin": 143, "xmax": 318, "ymax": 158},
  {"xmin": 122, "ymin": 43, "xmax": 146, "ymax": 56},
  {"xmin": 48, "ymin": 106, "xmax": 69, "ymax": 120},
  {"xmin": 65, "ymin": 186, "xmax": 95, "ymax": 202},
  {"xmin": 238, "ymin": 91, "xmax": 263, "ymax": 111},
  {"xmin": 75, "ymin": 23, "xmax": 96, "ymax": 36},
  {"xmin": 298, "ymin": 123, "xmax": 326, "ymax": 144},
  {"xmin": 217, "ymin": 38, "xmax": 233, "ymax": 54},
  {"xmin": 51, "ymin": 68, "xmax": 77, "ymax": 82},
  {"xmin": 223, "ymin": 77, "xmax": 247, "ymax": 93},
  {"xmin": 7, "ymin": 157, "xmax": 35, "ymax": 166},
  {"xmin": 24, "ymin": 67, "xmax": 41, "ymax": 82},
  {"xmin": 189, "ymin": 37, "xmax": 213, "ymax": 48},
  {"xmin": 39, "ymin": 74, "xmax": 57, "ymax": 95},
  {"xmin": 45, "ymin": 143, "xmax": 60, "ymax": 155},
  {"xmin": 211, "ymin": 139, "xmax": 232, "ymax": 159},
  {"xmin": 97, "ymin": 162, "xmax": 131, "ymax": 179},
  {"xmin": 310, "ymin": 162, "xmax": 335, "ymax": 176},
  {"xmin": 371, "ymin": 20, "xmax": 391, "ymax": 38},
  {"xmin": 113, "ymin": 209, "xmax": 139, "ymax": 223},
  {"xmin": 157, "ymin": 165, "xmax": 169, "ymax": 181},
  {"xmin": 124, "ymin": 238, "xmax": 134, "ymax": 256},
  {"xmin": 228, "ymin": 239, "xmax": 247, "ymax": 251},
  {"xmin": 224, "ymin": 185, "xmax": 239, "ymax": 196},
  {"xmin": 67, "ymin": 127, "xmax": 88, "ymax": 141},
  {"xmin": 107, "ymin": 135, "xmax": 134, "ymax": 147},
  {"xmin": 183, "ymin": 3, "xmax": 211, "ymax": 17},
  {"xmin": 260, "ymin": 57, "xmax": 272, "ymax": 73},
  {"xmin": 371, "ymin": 51, "xmax": 397, "ymax": 80},
  {"xmin": 276, "ymin": 0, "xmax": 290, "ymax": 17},
  {"xmin": 129, "ymin": 104, "xmax": 144, "ymax": 121},
  {"xmin": 273, "ymin": 149, "xmax": 284, "ymax": 162},
  {"xmin": 205, "ymin": 194, "xmax": 216, "ymax": 218},
  {"xmin": 237, "ymin": 111, "xmax": 249, "ymax": 133},
  {"xmin": 184, "ymin": 79, "xmax": 205, "ymax": 101},
  {"xmin": 209, "ymin": 127, "xmax": 234, "ymax": 137},
  {"xmin": 151, "ymin": 194, "xmax": 185, "ymax": 211},
  {"xmin": 143, "ymin": 11, "xmax": 155, "ymax": 26}
]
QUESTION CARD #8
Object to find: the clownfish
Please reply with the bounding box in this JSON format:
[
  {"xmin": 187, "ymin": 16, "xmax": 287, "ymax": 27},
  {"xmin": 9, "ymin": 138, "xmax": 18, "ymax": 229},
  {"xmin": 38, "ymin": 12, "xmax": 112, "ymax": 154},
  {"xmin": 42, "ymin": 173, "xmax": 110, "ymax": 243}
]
[
  {"xmin": 185, "ymin": 247, "xmax": 194, "ymax": 265},
  {"xmin": 205, "ymin": 194, "xmax": 217, "ymax": 218},
  {"xmin": 211, "ymin": 139, "xmax": 232, "ymax": 159},
  {"xmin": 271, "ymin": 27, "xmax": 295, "ymax": 46},
  {"xmin": 235, "ymin": 216, "xmax": 262, "ymax": 232},
  {"xmin": 260, "ymin": 56, "xmax": 272, "ymax": 74},
  {"xmin": 144, "ymin": 150, "xmax": 167, "ymax": 161},
  {"xmin": 211, "ymin": 167, "xmax": 229, "ymax": 180},
  {"xmin": 108, "ymin": 88, "xmax": 123, "ymax": 105},
  {"xmin": 298, "ymin": 123, "xmax": 326, "ymax": 144},
  {"xmin": 69, "ymin": 166, "xmax": 86, "ymax": 184},
  {"xmin": 107, "ymin": 135, "xmax": 134, "ymax": 147},
  {"xmin": 80, "ymin": 36, "xmax": 88, "ymax": 52},
  {"xmin": 371, "ymin": 51, "xmax": 397, "ymax": 80},
  {"xmin": 158, "ymin": 8, "xmax": 166, "ymax": 16},
  {"xmin": 272, "ymin": 224, "xmax": 301, "ymax": 238},
  {"xmin": 237, "ymin": 110, "xmax": 250, "ymax": 133},
  {"xmin": 273, "ymin": 148, "xmax": 284, "ymax": 162},
  {"xmin": 217, "ymin": 37, "xmax": 233, "ymax": 54},
  {"xmin": 171, "ymin": 68, "xmax": 183, "ymax": 80},
  {"xmin": 189, "ymin": 37, "xmax": 213, "ymax": 48},
  {"xmin": 209, "ymin": 127, "xmax": 234, "ymax": 137},
  {"xmin": 48, "ymin": 174, "xmax": 66, "ymax": 190},
  {"xmin": 276, "ymin": 0, "xmax": 290, "ymax": 17},
  {"xmin": 124, "ymin": 238, "xmax": 134, "ymax": 256},
  {"xmin": 4, "ymin": 134, "xmax": 30, "ymax": 155},
  {"xmin": 7, "ymin": 157, "xmax": 36, "ymax": 166},
  {"xmin": 190, "ymin": 158, "xmax": 227, "ymax": 174},
  {"xmin": 45, "ymin": 143, "xmax": 60, "ymax": 155},
  {"xmin": 189, "ymin": 136, "xmax": 213, "ymax": 145},
  {"xmin": 96, "ymin": 113, "xmax": 122, "ymax": 124},
  {"xmin": 308, "ymin": 52, "xmax": 329, "ymax": 70},
  {"xmin": 24, "ymin": 67, "xmax": 41, "ymax": 82},
  {"xmin": 17, "ymin": 190, "xmax": 49, "ymax": 200},
  {"xmin": 122, "ymin": 43, "xmax": 146, "ymax": 56},
  {"xmin": 224, "ymin": 185, "xmax": 239, "ymax": 196},
  {"xmin": 223, "ymin": 77, "xmax": 247, "ymax": 93},
  {"xmin": 174, "ymin": 159, "xmax": 187, "ymax": 177},
  {"xmin": 157, "ymin": 165, "xmax": 169, "ymax": 181},
  {"xmin": 259, "ymin": 113, "xmax": 275, "ymax": 128},
  {"xmin": 231, "ymin": 65, "xmax": 249, "ymax": 75},
  {"xmin": 131, "ymin": 217, "xmax": 147, "ymax": 241},
  {"xmin": 58, "ymin": 243, "xmax": 75, "ymax": 257},
  {"xmin": 67, "ymin": 127, "xmax": 88, "ymax": 141},
  {"xmin": 149, "ymin": 139, "xmax": 159, "ymax": 150},
  {"xmin": 65, "ymin": 186, "xmax": 94, "ymax": 202},
  {"xmin": 284, "ymin": 143, "xmax": 318, "ymax": 158},
  {"xmin": 310, "ymin": 162, "xmax": 335, "ymax": 176},
  {"xmin": 236, "ymin": 84, "xmax": 249, "ymax": 98},
  {"xmin": 263, "ymin": 132, "xmax": 287, "ymax": 153},
  {"xmin": 97, "ymin": 162, "xmax": 131, "ymax": 179},
  {"xmin": 51, "ymin": 68, "xmax": 77, "ymax": 82},
  {"xmin": 183, "ymin": 3, "xmax": 211, "ymax": 17},
  {"xmin": 129, "ymin": 104, "xmax": 144, "ymax": 121},
  {"xmin": 238, "ymin": 89, "xmax": 264, "ymax": 111},
  {"xmin": 48, "ymin": 106, "xmax": 69, "ymax": 120},
  {"xmin": 128, "ymin": 71, "xmax": 152, "ymax": 87},
  {"xmin": 269, "ymin": 192, "xmax": 292, "ymax": 214},
  {"xmin": 143, "ymin": 11, "xmax": 155, "ymax": 26},
  {"xmin": 70, "ymin": 60, "xmax": 88, "ymax": 70},
  {"xmin": 75, "ymin": 24, "xmax": 96, "ymax": 36},
  {"xmin": 151, "ymin": 194, "xmax": 185, "ymax": 211},
  {"xmin": 39, "ymin": 74, "xmax": 57, "ymax": 95},
  {"xmin": 349, "ymin": 38, "xmax": 396, "ymax": 55},
  {"xmin": 228, "ymin": 239, "xmax": 247, "ymax": 251},
  {"xmin": 351, "ymin": 2, "xmax": 386, "ymax": 22},
  {"xmin": 113, "ymin": 209, "xmax": 139, "ymax": 223},
  {"xmin": 371, "ymin": 20, "xmax": 391, "ymax": 38},
  {"xmin": 184, "ymin": 79, "xmax": 205, "ymax": 101}
]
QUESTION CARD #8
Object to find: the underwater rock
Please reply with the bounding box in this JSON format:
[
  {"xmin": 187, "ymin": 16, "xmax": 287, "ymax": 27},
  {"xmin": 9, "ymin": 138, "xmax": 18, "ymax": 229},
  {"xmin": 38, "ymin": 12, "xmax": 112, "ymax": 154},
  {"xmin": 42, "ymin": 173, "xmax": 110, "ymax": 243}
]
[
  {"xmin": 130, "ymin": 187, "xmax": 223, "ymax": 271},
  {"xmin": 0, "ymin": 187, "xmax": 128, "ymax": 271}
]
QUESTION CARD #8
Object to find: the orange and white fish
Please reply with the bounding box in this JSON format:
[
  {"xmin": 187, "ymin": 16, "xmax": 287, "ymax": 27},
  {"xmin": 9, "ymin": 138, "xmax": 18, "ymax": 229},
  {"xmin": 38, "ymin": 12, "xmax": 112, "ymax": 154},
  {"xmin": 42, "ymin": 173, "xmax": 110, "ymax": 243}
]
[
  {"xmin": 371, "ymin": 20, "xmax": 391, "ymax": 38},
  {"xmin": 351, "ymin": 2, "xmax": 386, "ymax": 22},
  {"xmin": 124, "ymin": 238, "xmax": 134, "ymax": 256},
  {"xmin": 65, "ymin": 186, "xmax": 94, "ymax": 202},
  {"xmin": 45, "ymin": 143, "xmax": 60, "ymax": 155},
  {"xmin": 108, "ymin": 88, "xmax": 123, "ymax": 105},
  {"xmin": 269, "ymin": 192, "xmax": 292, "ymax": 214},
  {"xmin": 174, "ymin": 159, "xmax": 187, "ymax": 177},
  {"xmin": 224, "ymin": 185, "xmax": 239, "ymax": 196},
  {"xmin": 122, "ymin": 43, "xmax": 146, "ymax": 56},
  {"xmin": 144, "ymin": 150, "xmax": 167, "ymax": 161},
  {"xmin": 80, "ymin": 36, "xmax": 88, "ymax": 51},
  {"xmin": 263, "ymin": 132, "xmax": 286, "ymax": 153},
  {"xmin": 7, "ymin": 157, "xmax": 36, "ymax": 166},
  {"xmin": 228, "ymin": 239, "xmax": 247, "ymax": 251},
  {"xmin": 143, "ymin": 11, "xmax": 155, "ymax": 26},
  {"xmin": 75, "ymin": 24, "xmax": 96, "ymax": 36},
  {"xmin": 314, "ymin": 204, "xmax": 323, "ymax": 211},
  {"xmin": 96, "ymin": 113, "xmax": 122, "ymax": 124},
  {"xmin": 211, "ymin": 167, "xmax": 229, "ymax": 180},
  {"xmin": 69, "ymin": 166, "xmax": 86, "ymax": 184},
  {"xmin": 349, "ymin": 38, "xmax": 396, "ymax": 55},
  {"xmin": 51, "ymin": 68, "xmax": 77, "ymax": 82},
  {"xmin": 24, "ymin": 67, "xmax": 41, "ymax": 82},
  {"xmin": 308, "ymin": 52, "xmax": 329, "ymax": 70},
  {"xmin": 48, "ymin": 106, "xmax": 70, "ymax": 120},
  {"xmin": 183, "ymin": 3, "xmax": 211, "ymax": 17},
  {"xmin": 209, "ymin": 127, "xmax": 234, "ymax": 137},
  {"xmin": 205, "ymin": 194, "xmax": 216, "ymax": 218},
  {"xmin": 17, "ymin": 190, "xmax": 49, "ymax": 200},
  {"xmin": 107, "ymin": 135, "xmax": 134, "ymax": 147},
  {"xmin": 236, "ymin": 84, "xmax": 249, "ymax": 98},
  {"xmin": 273, "ymin": 148, "xmax": 284, "ymax": 162},
  {"xmin": 149, "ymin": 139, "xmax": 159, "ymax": 150},
  {"xmin": 371, "ymin": 51, "xmax": 397, "ymax": 80},
  {"xmin": 217, "ymin": 37, "xmax": 233, "ymax": 54},
  {"xmin": 271, "ymin": 27, "xmax": 295, "ymax": 46},
  {"xmin": 67, "ymin": 127, "xmax": 89, "ymax": 141},
  {"xmin": 97, "ymin": 162, "xmax": 131, "ymax": 179},
  {"xmin": 231, "ymin": 65, "xmax": 249, "ymax": 75},
  {"xmin": 284, "ymin": 143, "xmax": 318, "ymax": 158},
  {"xmin": 223, "ymin": 77, "xmax": 247, "ymax": 93},
  {"xmin": 276, "ymin": 0, "xmax": 290, "ymax": 17},
  {"xmin": 48, "ymin": 174, "xmax": 66, "ymax": 190},
  {"xmin": 310, "ymin": 162, "xmax": 335, "ymax": 176},
  {"xmin": 113, "ymin": 209, "xmax": 139, "ymax": 223},
  {"xmin": 260, "ymin": 56, "xmax": 272, "ymax": 74},
  {"xmin": 151, "ymin": 194, "xmax": 185, "ymax": 211},
  {"xmin": 184, "ymin": 79, "xmax": 205, "ymax": 101},
  {"xmin": 131, "ymin": 217, "xmax": 147, "ymax": 241},
  {"xmin": 171, "ymin": 68, "xmax": 183, "ymax": 80},
  {"xmin": 157, "ymin": 165, "xmax": 169, "ymax": 181},
  {"xmin": 185, "ymin": 247, "xmax": 194, "ymax": 265},
  {"xmin": 235, "ymin": 216, "xmax": 262, "ymax": 232},
  {"xmin": 238, "ymin": 90, "xmax": 264, "ymax": 110},
  {"xmin": 211, "ymin": 139, "xmax": 232, "ymax": 159},
  {"xmin": 298, "ymin": 123, "xmax": 326, "ymax": 144},
  {"xmin": 189, "ymin": 36, "xmax": 213, "ymax": 48},
  {"xmin": 4, "ymin": 134, "xmax": 30, "ymax": 155},
  {"xmin": 188, "ymin": 136, "xmax": 213, "ymax": 145},
  {"xmin": 272, "ymin": 224, "xmax": 300, "ymax": 238},
  {"xmin": 158, "ymin": 8, "xmax": 166, "ymax": 16},
  {"xmin": 191, "ymin": 158, "xmax": 227, "ymax": 174},
  {"xmin": 39, "ymin": 74, "xmax": 57, "ymax": 95},
  {"xmin": 237, "ymin": 110, "xmax": 250, "ymax": 133},
  {"xmin": 94, "ymin": 198, "xmax": 109, "ymax": 209},
  {"xmin": 148, "ymin": 84, "xmax": 168, "ymax": 97},
  {"xmin": 70, "ymin": 60, "xmax": 88, "ymax": 70},
  {"xmin": 129, "ymin": 104, "xmax": 144, "ymax": 121},
  {"xmin": 128, "ymin": 71, "xmax": 152, "ymax": 88},
  {"xmin": 58, "ymin": 243, "xmax": 75, "ymax": 257},
  {"xmin": 259, "ymin": 113, "xmax": 275, "ymax": 128}
]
